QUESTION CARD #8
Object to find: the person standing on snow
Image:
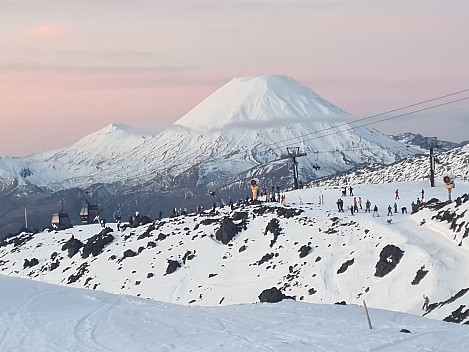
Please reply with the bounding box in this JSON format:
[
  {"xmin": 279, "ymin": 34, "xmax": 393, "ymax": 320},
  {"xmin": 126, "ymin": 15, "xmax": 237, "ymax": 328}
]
[
  {"xmin": 358, "ymin": 197, "xmax": 362, "ymax": 210},
  {"xmin": 422, "ymin": 295, "xmax": 430, "ymax": 310},
  {"xmin": 373, "ymin": 205, "xmax": 379, "ymax": 217},
  {"xmin": 349, "ymin": 186, "xmax": 354, "ymax": 196},
  {"xmin": 395, "ymin": 189, "xmax": 399, "ymax": 200},
  {"xmin": 365, "ymin": 199, "xmax": 371, "ymax": 213},
  {"xmin": 387, "ymin": 205, "xmax": 393, "ymax": 216},
  {"xmin": 393, "ymin": 202, "xmax": 398, "ymax": 213}
]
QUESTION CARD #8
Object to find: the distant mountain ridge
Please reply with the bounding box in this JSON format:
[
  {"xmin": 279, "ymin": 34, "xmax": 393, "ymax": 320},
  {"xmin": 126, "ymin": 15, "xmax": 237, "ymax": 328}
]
[
  {"xmin": 0, "ymin": 74, "xmax": 418, "ymax": 234},
  {"xmin": 389, "ymin": 132, "xmax": 467, "ymax": 152}
]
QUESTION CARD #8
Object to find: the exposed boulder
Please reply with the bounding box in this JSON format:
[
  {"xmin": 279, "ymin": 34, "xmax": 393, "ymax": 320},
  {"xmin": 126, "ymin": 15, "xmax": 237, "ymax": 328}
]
[
  {"xmin": 82, "ymin": 228, "xmax": 114, "ymax": 259},
  {"xmin": 258, "ymin": 287, "xmax": 295, "ymax": 303},
  {"xmin": 165, "ymin": 259, "xmax": 181, "ymax": 275},
  {"xmin": 337, "ymin": 258, "xmax": 355, "ymax": 274},
  {"xmin": 67, "ymin": 262, "xmax": 89, "ymax": 284},
  {"xmin": 215, "ymin": 217, "xmax": 240, "ymax": 245},
  {"xmin": 411, "ymin": 266, "xmax": 429, "ymax": 285},
  {"xmin": 122, "ymin": 249, "xmax": 137, "ymax": 260},
  {"xmin": 265, "ymin": 218, "xmax": 282, "ymax": 247},
  {"xmin": 61, "ymin": 236, "xmax": 83, "ymax": 258},
  {"xmin": 23, "ymin": 258, "xmax": 39, "ymax": 269},
  {"xmin": 374, "ymin": 245, "xmax": 404, "ymax": 277},
  {"xmin": 182, "ymin": 250, "xmax": 195, "ymax": 264},
  {"xmin": 298, "ymin": 245, "xmax": 311, "ymax": 258},
  {"xmin": 443, "ymin": 305, "xmax": 469, "ymax": 324}
]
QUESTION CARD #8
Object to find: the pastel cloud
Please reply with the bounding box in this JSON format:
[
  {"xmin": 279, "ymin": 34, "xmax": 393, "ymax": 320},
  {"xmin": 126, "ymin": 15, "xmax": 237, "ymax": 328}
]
[{"xmin": 26, "ymin": 24, "xmax": 63, "ymax": 39}]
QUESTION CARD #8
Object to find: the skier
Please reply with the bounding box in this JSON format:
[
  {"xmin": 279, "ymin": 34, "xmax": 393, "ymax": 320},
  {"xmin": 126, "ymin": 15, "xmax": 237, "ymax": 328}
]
[
  {"xmin": 349, "ymin": 186, "xmax": 354, "ymax": 196},
  {"xmin": 387, "ymin": 205, "xmax": 393, "ymax": 216},
  {"xmin": 373, "ymin": 205, "xmax": 379, "ymax": 217},
  {"xmin": 358, "ymin": 196, "xmax": 362, "ymax": 210},
  {"xmin": 421, "ymin": 189, "xmax": 425, "ymax": 200},
  {"xmin": 393, "ymin": 202, "xmax": 398, "ymax": 213},
  {"xmin": 395, "ymin": 189, "xmax": 399, "ymax": 200}
]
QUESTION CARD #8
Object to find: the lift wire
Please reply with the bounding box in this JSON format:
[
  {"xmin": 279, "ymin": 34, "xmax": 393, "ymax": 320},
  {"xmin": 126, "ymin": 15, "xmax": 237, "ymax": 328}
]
[
  {"xmin": 260, "ymin": 89, "xmax": 469, "ymax": 151},
  {"xmin": 162, "ymin": 92, "xmax": 469, "ymax": 175},
  {"xmin": 291, "ymin": 96, "xmax": 469, "ymax": 145}
]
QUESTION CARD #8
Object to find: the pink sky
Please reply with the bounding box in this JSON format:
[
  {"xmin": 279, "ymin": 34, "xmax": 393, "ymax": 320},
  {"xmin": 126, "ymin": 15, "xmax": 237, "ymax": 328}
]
[{"xmin": 1, "ymin": 0, "xmax": 468, "ymax": 156}]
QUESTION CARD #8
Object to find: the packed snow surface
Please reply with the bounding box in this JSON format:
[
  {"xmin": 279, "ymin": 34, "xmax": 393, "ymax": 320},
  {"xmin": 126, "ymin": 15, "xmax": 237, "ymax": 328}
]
[
  {"xmin": 1, "ymin": 179, "xmax": 469, "ymax": 350},
  {"xmin": 1, "ymin": 274, "xmax": 469, "ymax": 351}
]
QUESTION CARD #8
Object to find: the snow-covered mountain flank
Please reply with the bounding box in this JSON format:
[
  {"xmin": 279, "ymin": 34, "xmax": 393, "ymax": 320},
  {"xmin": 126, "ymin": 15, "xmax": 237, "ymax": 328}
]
[
  {"xmin": 1, "ymin": 74, "xmax": 418, "ymax": 234},
  {"xmin": 1, "ymin": 180, "xmax": 469, "ymax": 327},
  {"xmin": 389, "ymin": 132, "xmax": 465, "ymax": 152}
]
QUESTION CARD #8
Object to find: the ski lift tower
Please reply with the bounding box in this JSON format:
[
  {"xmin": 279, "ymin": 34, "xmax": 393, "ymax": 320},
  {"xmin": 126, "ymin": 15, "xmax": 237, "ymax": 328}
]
[
  {"xmin": 427, "ymin": 137, "xmax": 438, "ymax": 187},
  {"xmin": 281, "ymin": 147, "xmax": 307, "ymax": 190}
]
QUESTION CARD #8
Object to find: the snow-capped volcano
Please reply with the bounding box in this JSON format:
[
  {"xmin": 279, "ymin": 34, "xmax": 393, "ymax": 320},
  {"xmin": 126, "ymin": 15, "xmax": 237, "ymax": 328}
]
[
  {"xmin": 0, "ymin": 74, "xmax": 420, "ymax": 234},
  {"xmin": 174, "ymin": 74, "xmax": 347, "ymax": 130}
]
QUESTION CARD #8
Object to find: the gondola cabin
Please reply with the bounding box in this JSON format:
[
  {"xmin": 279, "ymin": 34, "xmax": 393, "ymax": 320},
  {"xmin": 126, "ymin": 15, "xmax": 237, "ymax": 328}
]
[
  {"xmin": 80, "ymin": 203, "xmax": 100, "ymax": 224},
  {"xmin": 51, "ymin": 211, "xmax": 72, "ymax": 230}
]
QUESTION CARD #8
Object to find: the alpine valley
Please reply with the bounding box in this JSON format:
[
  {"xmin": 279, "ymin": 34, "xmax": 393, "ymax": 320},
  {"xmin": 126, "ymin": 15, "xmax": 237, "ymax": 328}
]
[{"xmin": 0, "ymin": 74, "xmax": 418, "ymax": 234}]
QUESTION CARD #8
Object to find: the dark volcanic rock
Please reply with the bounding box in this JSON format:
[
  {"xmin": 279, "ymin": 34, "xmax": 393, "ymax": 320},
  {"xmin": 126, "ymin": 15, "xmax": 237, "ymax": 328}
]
[
  {"xmin": 67, "ymin": 262, "xmax": 89, "ymax": 284},
  {"xmin": 215, "ymin": 217, "xmax": 240, "ymax": 245},
  {"xmin": 256, "ymin": 252, "xmax": 274, "ymax": 266},
  {"xmin": 1, "ymin": 233, "xmax": 34, "ymax": 248},
  {"xmin": 258, "ymin": 287, "xmax": 295, "ymax": 303},
  {"xmin": 157, "ymin": 233, "xmax": 167, "ymax": 241},
  {"xmin": 23, "ymin": 258, "xmax": 39, "ymax": 269},
  {"xmin": 82, "ymin": 228, "xmax": 114, "ymax": 259},
  {"xmin": 443, "ymin": 305, "xmax": 469, "ymax": 324},
  {"xmin": 298, "ymin": 245, "xmax": 311, "ymax": 258},
  {"xmin": 265, "ymin": 218, "xmax": 281, "ymax": 247},
  {"xmin": 426, "ymin": 288, "xmax": 469, "ymax": 315},
  {"xmin": 61, "ymin": 236, "xmax": 83, "ymax": 258},
  {"xmin": 374, "ymin": 244, "xmax": 404, "ymax": 277},
  {"xmin": 182, "ymin": 250, "xmax": 195, "ymax": 264},
  {"xmin": 239, "ymin": 244, "xmax": 247, "ymax": 253},
  {"xmin": 337, "ymin": 258, "xmax": 355, "ymax": 274},
  {"xmin": 411, "ymin": 266, "xmax": 429, "ymax": 285},
  {"xmin": 400, "ymin": 329, "xmax": 411, "ymax": 333},
  {"xmin": 232, "ymin": 211, "xmax": 248, "ymax": 221},
  {"xmin": 122, "ymin": 249, "xmax": 137, "ymax": 259},
  {"xmin": 165, "ymin": 259, "xmax": 181, "ymax": 275},
  {"xmin": 276, "ymin": 207, "xmax": 304, "ymax": 218}
]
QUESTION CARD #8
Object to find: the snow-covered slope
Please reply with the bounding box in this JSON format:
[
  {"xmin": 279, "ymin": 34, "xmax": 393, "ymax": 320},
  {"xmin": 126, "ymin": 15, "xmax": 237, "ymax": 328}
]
[
  {"xmin": 313, "ymin": 144, "xmax": 469, "ymax": 187},
  {"xmin": 0, "ymin": 74, "xmax": 418, "ymax": 193},
  {"xmin": 389, "ymin": 132, "xmax": 461, "ymax": 152},
  {"xmin": 2, "ymin": 180, "xmax": 469, "ymax": 325},
  {"xmin": 174, "ymin": 74, "xmax": 347, "ymax": 130},
  {"xmin": 3, "ymin": 275, "xmax": 469, "ymax": 352}
]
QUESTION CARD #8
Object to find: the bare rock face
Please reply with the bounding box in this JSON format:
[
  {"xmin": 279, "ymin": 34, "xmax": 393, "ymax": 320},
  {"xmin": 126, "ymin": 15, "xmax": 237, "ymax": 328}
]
[
  {"xmin": 165, "ymin": 259, "xmax": 181, "ymax": 275},
  {"xmin": 23, "ymin": 258, "xmax": 39, "ymax": 269},
  {"xmin": 82, "ymin": 228, "xmax": 114, "ymax": 259},
  {"xmin": 298, "ymin": 245, "xmax": 311, "ymax": 258},
  {"xmin": 374, "ymin": 244, "xmax": 404, "ymax": 277},
  {"xmin": 411, "ymin": 266, "xmax": 429, "ymax": 285},
  {"xmin": 337, "ymin": 258, "xmax": 355, "ymax": 274},
  {"xmin": 258, "ymin": 287, "xmax": 295, "ymax": 303},
  {"xmin": 61, "ymin": 236, "xmax": 83, "ymax": 258},
  {"xmin": 215, "ymin": 217, "xmax": 240, "ymax": 245}
]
